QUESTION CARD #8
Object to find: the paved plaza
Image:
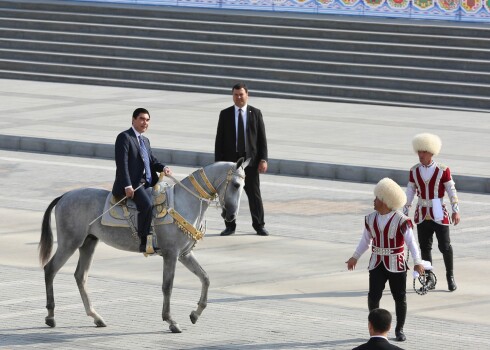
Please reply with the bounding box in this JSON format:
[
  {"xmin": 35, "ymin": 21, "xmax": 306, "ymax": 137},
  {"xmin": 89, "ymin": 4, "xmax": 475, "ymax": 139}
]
[{"xmin": 0, "ymin": 79, "xmax": 489, "ymax": 349}]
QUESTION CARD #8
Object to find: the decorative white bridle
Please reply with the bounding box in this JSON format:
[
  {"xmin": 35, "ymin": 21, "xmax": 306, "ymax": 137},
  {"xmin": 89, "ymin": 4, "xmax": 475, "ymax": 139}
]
[{"xmin": 164, "ymin": 166, "xmax": 245, "ymax": 242}]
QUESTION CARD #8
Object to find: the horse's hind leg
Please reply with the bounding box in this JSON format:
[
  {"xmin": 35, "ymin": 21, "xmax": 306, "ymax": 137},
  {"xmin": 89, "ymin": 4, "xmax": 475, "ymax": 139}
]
[
  {"xmin": 179, "ymin": 251, "xmax": 209, "ymax": 325},
  {"xmin": 75, "ymin": 235, "xmax": 106, "ymax": 327},
  {"xmin": 44, "ymin": 246, "xmax": 78, "ymax": 327}
]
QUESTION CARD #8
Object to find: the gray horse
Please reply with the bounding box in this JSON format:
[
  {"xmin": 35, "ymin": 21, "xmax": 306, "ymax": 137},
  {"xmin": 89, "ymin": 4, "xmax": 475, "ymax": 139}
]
[{"xmin": 39, "ymin": 159, "xmax": 248, "ymax": 333}]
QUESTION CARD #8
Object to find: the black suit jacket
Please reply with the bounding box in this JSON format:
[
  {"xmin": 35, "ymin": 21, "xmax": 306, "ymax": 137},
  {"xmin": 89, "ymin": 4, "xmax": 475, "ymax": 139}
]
[
  {"xmin": 112, "ymin": 128, "xmax": 165, "ymax": 197},
  {"xmin": 214, "ymin": 105, "xmax": 268, "ymax": 168},
  {"xmin": 352, "ymin": 337, "xmax": 404, "ymax": 350}
]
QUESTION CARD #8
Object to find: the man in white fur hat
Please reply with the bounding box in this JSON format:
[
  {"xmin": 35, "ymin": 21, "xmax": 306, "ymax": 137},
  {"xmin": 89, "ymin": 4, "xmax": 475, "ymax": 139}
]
[
  {"xmin": 346, "ymin": 178, "xmax": 424, "ymax": 342},
  {"xmin": 404, "ymin": 133, "xmax": 460, "ymax": 292}
]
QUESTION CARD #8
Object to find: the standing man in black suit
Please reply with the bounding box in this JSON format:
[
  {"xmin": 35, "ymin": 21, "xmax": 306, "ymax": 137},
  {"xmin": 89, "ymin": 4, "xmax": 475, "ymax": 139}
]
[
  {"xmin": 215, "ymin": 82, "xmax": 269, "ymax": 236},
  {"xmin": 352, "ymin": 308, "xmax": 405, "ymax": 350},
  {"xmin": 112, "ymin": 107, "xmax": 172, "ymax": 253}
]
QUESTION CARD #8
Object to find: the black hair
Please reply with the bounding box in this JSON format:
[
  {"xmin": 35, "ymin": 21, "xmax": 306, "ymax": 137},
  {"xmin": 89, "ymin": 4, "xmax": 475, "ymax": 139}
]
[
  {"xmin": 232, "ymin": 82, "xmax": 248, "ymax": 93},
  {"xmin": 368, "ymin": 308, "xmax": 392, "ymax": 333},
  {"xmin": 132, "ymin": 107, "xmax": 150, "ymax": 119}
]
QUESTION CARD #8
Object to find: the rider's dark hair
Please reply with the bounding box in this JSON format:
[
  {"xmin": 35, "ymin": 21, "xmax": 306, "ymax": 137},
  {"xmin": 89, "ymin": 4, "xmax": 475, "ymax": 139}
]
[
  {"xmin": 368, "ymin": 308, "xmax": 392, "ymax": 333},
  {"xmin": 232, "ymin": 82, "xmax": 248, "ymax": 93},
  {"xmin": 132, "ymin": 108, "xmax": 150, "ymax": 119}
]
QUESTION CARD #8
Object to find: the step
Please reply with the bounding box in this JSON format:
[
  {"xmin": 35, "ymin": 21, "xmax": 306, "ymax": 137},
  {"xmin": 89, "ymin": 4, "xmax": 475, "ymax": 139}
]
[
  {"xmin": 2, "ymin": 14, "xmax": 490, "ymax": 48},
  {"xmin": 2, "ymin": 38, "xmax": 489, "ymax": 73},
  {"xmin": 2, "ymin": 27, "xmax": 490, "ymax": 60},
  {"xmin": 1, "ymin": 59, "xmax": 489, "ymax": 109}
]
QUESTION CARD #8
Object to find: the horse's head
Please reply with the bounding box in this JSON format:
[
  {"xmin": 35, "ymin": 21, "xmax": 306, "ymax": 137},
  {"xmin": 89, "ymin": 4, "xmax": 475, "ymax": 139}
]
[{"xmin": 218, "ymin": 157, "xmax": 250, "ymax": 222}]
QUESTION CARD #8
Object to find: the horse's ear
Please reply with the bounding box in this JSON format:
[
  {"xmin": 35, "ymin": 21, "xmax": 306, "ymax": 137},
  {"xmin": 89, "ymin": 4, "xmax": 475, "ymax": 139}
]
[
  {"xmin": 236, "ymin": 157, "xmax": 244, "ymax": 169},
  {"xmin": 241, "ymin": 158, "xmax": 251, "ymax": 169}
]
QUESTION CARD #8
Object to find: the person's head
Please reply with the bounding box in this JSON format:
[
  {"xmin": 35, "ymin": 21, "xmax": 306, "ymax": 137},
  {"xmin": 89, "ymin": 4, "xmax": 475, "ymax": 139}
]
[
  {"xmin": 132, "ymin": 107, "xmax": 150, "ymax": 134},
  {"xmin": 412, "ymin": 133, "xmax": 442, "ymax": 166},
  {"xmin": 373, "ymin": 178, "xmax": 407, "ymax": 214},
  {"xmin": 232, "ymin": 82, "xmax": 249, "ymax": 109},
  {"xmin": 368, "ymin": 308, "xmax": 392, "ymax": 336}
]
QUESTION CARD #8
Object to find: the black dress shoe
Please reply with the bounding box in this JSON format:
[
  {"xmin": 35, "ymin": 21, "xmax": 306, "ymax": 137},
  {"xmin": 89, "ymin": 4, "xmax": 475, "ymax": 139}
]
[
  {"xmin": 256, "ymin": 227, "xmax": 269, "ymax": 236},
  {"xmin": 220, "ymin": 227, "xmax": 235, "ymax": 236},
  {"xmin": 447, "ymin": 274, "xmax": 457, "ymax": 291},
  {"xmin": 139, "ymin": 244, "xmax": 146, "ymax": 253},
  {"xmin": 395, "ymin": 328, "xmax": 406, "ymax": 342}
]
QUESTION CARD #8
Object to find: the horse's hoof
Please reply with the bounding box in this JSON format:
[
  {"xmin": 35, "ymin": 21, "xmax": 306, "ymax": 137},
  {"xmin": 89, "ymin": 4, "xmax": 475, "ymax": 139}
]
[
  {"xmin": 45, "ymin": 317, "xmax": 56, "ymax": 328},
  {"xmin": 189, "ymin": 311, "xmax": 199, "ymax": 324},
  {"xmin": 94, "ymin": 319, "xmax": 107, "ymax": 327},
  {"xmin": 169, "ymin": 324, "xmax": 182, "ymax": 333}
]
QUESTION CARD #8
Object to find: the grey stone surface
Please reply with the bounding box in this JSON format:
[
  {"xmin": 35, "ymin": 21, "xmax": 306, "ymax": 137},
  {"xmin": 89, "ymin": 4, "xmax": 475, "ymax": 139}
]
[
  {"xmin": 1, "ymin": 79, "xmax": 488, "ymax": 192},
  {"xmin": 0, "ymin": 150, "xmax": 489, "ymax": 349}
]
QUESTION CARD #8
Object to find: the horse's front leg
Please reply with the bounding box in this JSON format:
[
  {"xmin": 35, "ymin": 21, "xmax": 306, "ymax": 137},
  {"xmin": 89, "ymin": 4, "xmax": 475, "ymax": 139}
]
[
  {"xmin": 162, "ymin": 252, "xmax": 181, "ymax": 333},
  {"xmin": 179, "ymin": 251, "xmax": 210, "ymax": 324}
]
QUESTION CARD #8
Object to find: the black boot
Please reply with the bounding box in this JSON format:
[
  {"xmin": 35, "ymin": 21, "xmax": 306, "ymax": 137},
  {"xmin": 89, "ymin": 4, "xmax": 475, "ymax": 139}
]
[
  {"xmin": 395, "ymin": 299, "xmax": 407, "ymax": 342},
  {"xmin": 447, "ymin": 273, "xmax": 457, "ymax": 291},
  {"xmin": 443, "ymin": 247, "xmax": 457, "ymax": 291},
  {"xmin": 367, "ymin": 297, "xmax": 379, "ymax": 312}
]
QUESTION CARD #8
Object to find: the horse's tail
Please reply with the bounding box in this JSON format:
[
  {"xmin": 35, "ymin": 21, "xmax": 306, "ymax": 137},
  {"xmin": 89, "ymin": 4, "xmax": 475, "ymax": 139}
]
[{"xmin": 39, "ymin": 195, "xmax": 63, "ymax": 267}]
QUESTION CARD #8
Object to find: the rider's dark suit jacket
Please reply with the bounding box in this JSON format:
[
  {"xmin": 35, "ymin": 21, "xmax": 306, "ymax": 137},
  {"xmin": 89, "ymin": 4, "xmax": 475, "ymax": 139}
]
[
  {"xmin": 112, "ymin": 127, "xmax": 165, "ymax": 197},
  {"xmin": 214, "ymin": 105, "xmax": 268, "ymax": 167},
  {"xmin": 352, "ymin": 337, "xmax": 404, "ymax": 350}
]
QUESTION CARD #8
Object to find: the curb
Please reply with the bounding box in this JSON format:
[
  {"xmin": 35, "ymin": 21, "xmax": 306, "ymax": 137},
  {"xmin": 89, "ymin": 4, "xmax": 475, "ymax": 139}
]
[{"xmin": 1, "ymin": 135, "xmax": 489, "ymax": 194}]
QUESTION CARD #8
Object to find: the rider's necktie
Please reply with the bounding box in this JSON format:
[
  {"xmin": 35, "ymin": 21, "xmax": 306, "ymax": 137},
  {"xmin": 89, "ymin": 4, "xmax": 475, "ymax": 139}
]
[
  {"xmin": 237, "ymin": 108, "xmax": 245, "ymax": 154},
  {"xmin": 139, "ymin": 136, "xmax": 152, "ymax": 184}
]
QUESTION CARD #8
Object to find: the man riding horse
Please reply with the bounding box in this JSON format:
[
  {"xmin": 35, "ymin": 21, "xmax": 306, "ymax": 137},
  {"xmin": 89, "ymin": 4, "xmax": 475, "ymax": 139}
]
[{"xmin": 112, "ymin": 107, "xmax": 172, "ymax": 253}]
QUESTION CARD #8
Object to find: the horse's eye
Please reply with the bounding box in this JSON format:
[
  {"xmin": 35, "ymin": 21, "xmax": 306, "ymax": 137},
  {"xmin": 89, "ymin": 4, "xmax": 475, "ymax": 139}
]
[{"xmin": 233, "ymin": 182, "xmax": 240, "ymax": 189}]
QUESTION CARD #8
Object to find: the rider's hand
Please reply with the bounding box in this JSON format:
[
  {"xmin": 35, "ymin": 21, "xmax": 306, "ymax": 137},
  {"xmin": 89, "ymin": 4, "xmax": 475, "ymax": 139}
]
[
  {"xmin": 163, "ymin": 166, "xmax": 172, "ymax": 176},
  {"xmin": 125, "ymin": 187, "xmax": 135, "ymax": 199}
]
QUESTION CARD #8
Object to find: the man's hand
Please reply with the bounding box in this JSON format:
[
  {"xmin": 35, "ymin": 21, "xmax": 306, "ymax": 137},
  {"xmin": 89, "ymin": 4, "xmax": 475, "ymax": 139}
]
[
  {"xmin": 258, "ymin": 160, "xmax": 268, "ymax": 174},
  {"xmin": 346, "ymin": 257, "xmax": 358, "ymax": 271},
  {"xmin": 163, "ymin": 166, "xmax": 172, "ymax": 176},
  {"xmin": 452, "ymin": 212, "xmax": 460, "ymax": 226},
  {"xmin": 414, "ymin": 264, "xmax": 425, "ymax": 276},
  {"xmin": 125, "ymin": 187, "xmax": 135, "ymax": 199}
]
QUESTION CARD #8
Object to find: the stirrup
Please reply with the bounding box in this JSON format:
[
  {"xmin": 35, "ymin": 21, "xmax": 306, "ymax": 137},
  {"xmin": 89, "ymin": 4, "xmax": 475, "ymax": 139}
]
[{"xmin": 145, "ymin": 234, "xmax": 155, "ymax": 254}]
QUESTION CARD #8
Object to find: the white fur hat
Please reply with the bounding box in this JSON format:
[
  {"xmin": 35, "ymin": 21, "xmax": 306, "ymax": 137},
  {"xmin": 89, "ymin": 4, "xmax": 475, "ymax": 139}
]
[
  {"xmin": 412, "ymin": 133, "xmax": 442, "ymax": 156},
  {"xmin": 374, "ymin": 178, "xmax": 407, "ymax": 210}
]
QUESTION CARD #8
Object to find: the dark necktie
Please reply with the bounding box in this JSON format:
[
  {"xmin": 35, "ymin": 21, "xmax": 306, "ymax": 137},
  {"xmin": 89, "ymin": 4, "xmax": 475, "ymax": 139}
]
[
  {"xmin": 237, "ymin": 108, "xmax": 245, "ymax": 154},
  {"xmin": 139, "ymin": 136, "xmax": 152, "ymax": 184}
]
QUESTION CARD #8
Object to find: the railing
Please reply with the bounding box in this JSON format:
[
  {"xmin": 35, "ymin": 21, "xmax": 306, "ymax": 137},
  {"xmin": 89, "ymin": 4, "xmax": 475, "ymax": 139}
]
[{"xmin": 67, "ymin": 0, "xmax": 490, "ymax": 22}]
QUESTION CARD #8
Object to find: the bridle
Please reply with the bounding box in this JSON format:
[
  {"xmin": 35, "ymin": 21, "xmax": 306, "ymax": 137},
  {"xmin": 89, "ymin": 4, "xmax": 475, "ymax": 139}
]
[
  {"xmin": 168, "ymin": 166, "xmax": 245, "ymax": 209},
  {"xmin": 163, "ymin": 166, "xmax": 245, "ymax": 243}
]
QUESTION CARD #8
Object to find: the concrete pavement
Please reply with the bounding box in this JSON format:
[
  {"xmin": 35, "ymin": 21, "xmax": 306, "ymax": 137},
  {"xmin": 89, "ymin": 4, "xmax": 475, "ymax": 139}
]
[
  {"xmin": 0, "ymin": 79, "xmax": 489, "ymax": 193},
  {"xmin": 0, "ymin": 150, "xmax": 489, "ymax": 349}
]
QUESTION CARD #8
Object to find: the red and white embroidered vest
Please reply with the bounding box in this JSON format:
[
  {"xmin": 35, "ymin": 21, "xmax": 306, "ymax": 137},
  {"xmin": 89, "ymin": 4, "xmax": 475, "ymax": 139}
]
[
  {"xmin": 365, "ymin": 211, "xmax": 412, "ymax": 273},
  {"xmin": 409, "ymin": 163, "xmax": 451, "ymax": 225}
]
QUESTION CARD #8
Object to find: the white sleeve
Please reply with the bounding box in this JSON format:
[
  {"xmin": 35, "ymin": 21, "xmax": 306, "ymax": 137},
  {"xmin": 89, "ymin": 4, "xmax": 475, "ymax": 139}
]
[
  {"xmin": 352, "ymin": 228, "xmax": 372, "ymax": 260},
  {"xmin": 405, "ymin": 182, "xmax": 416, "ymax": 205},
  {"xmin": 444, "ymin": 180, "xmax": 459, "ymax": 213},
  {"xmin": 403, "ymin": 226, "xmax": 422, "ymax": 265}
]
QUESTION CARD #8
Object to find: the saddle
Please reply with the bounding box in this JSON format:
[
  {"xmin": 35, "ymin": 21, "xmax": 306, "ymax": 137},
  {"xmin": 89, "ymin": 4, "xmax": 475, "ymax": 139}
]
[{"xmin": 101, "ymin": 181, "xmax": 174, "ymax": 229}]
